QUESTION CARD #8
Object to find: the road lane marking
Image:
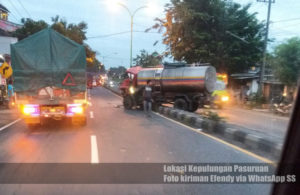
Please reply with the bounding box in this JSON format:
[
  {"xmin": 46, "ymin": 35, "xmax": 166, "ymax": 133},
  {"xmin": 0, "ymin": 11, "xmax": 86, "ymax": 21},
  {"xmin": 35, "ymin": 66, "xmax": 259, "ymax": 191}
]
[
  {"xmin": 0, "ymin": 118, "xmax": 22, "ymax": 132},
  {"xmin": 90, "ymin": 111, "xmax": 94, "ymax": 119},
  {"xmin": 91, "ymin": 135, "xmax": 99, "ymax": 164},
  {"xmin": 103, "ymin": 87, "xmax": 275, "ymax": 164},
  {"xmin": 153, "ymin": 112, "xmax": 275, "ymax": 164}
]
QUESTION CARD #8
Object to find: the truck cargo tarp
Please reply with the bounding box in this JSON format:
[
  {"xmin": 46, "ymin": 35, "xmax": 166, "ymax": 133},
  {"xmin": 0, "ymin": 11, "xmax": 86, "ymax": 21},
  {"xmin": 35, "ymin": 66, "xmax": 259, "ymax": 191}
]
[{"xmin": 11, "ymin": 28, "xmax": 86, "ymax": 95}]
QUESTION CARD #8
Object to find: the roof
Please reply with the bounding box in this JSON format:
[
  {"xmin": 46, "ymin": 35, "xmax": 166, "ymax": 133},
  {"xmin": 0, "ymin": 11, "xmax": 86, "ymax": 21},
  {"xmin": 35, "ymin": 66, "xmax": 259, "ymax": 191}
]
[
  {"xmin": 126, "ymin": 66, "xmax": 143, "ymax": 75},
  {"xmin": 231, "ymin": 67, "xmax": 260, "ymax": 80},
  {"xmin": 0, "ymin": 20, "xmax": 22, "ymax": 32},
  {"xmin": 0, "ymin": 4, "xmax": 9, "ymax": 13}
]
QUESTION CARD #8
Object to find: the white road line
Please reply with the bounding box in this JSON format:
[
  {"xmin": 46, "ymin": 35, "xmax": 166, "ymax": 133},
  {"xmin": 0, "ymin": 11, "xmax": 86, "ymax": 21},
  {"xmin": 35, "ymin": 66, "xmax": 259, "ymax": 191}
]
[
  {"xmin": 153, "ymin": 112, "xmax": 275, "ymax": 164},
  {"xmin": 0, "ymin": 118, "xmax": 22, "ymax": 132},
  {"xmin": 90, "ymin": 111, "xmax": 94, "ymax": 119},
  {"xmin": 91, "ymin": 135, "xmax": 99, "ymax": 164}
]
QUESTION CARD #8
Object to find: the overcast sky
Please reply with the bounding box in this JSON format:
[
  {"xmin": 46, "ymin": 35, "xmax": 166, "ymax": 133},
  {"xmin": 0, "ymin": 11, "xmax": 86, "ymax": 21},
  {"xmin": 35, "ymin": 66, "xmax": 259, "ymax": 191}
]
[{"xmin": 1, "ymin": 0, "xmax": 300, "ymax": 69}]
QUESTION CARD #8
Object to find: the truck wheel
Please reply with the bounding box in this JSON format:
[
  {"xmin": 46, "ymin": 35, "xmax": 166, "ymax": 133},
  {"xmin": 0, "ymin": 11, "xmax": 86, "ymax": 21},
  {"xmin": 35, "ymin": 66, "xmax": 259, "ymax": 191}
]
[
  {"xmin": 152, "ymin": 102, "xmax": 161, "ymax": 112},
  {"xmin": 174, "ymin": 98, "xmax": 188, "ymax": 111},
  {"xmin": 188, "ymin": 102, "xmax": 199, "ymax": 112},
  {"xmin": 123, "ymin": 96, "xmax": 133, "ymax": 110}
]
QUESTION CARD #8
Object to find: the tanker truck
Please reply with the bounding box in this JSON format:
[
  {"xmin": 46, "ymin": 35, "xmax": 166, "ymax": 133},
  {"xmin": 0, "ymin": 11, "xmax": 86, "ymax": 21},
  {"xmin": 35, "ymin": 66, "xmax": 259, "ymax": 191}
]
[{"xmin": 119, "ymin": 63, "xmax": 216, "ymax": 112}]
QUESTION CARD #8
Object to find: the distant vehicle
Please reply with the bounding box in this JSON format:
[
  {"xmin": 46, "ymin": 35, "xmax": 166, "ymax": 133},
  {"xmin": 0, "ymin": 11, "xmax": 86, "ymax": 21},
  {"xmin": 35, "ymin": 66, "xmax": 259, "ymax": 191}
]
[
  {"xmin": 87, "ymin": 79, "xmax": 93, "ymax": 89},
  {"xmin": 211, "ymin": 73, "xmax": 230, "ymax": 109},
  {"xmin": 11, "ymin": 28, "xmax": 87, "ymax": 128},
  {"xmin": 93, "ymin": 80, "xmax": 97, "ymax": 87},
  {"xmin": 109, "ymin": 81, "xmax": 115, "ymax": 88},
  {"xmin": 119, "ymin": 63, "xmax": 216, "ymax": 112}
]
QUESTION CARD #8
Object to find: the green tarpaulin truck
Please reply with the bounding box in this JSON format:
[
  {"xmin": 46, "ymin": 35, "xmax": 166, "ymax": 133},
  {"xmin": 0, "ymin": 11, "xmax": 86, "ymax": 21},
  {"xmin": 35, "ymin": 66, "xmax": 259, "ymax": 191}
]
[{"xmin": 11, "ymin": 28, "xmax": 87, "ymax": 128}]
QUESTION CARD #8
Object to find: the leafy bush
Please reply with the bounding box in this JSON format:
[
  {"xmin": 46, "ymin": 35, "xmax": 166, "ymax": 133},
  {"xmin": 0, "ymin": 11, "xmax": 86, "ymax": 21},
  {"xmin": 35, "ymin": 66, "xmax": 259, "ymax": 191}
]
[
  {"xmin": 248, "ymin": 93, "xmax": 267, "ymax": 108},
  {"xmin": 201, "ymin": 111, "xmax": 225, "ymax": 122}
]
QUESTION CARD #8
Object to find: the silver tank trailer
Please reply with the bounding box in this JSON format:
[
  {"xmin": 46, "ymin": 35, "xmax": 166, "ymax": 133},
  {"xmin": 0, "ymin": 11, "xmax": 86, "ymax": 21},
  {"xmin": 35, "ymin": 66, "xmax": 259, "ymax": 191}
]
[{"xmin": 137, "ymin": 66, "xmax": 216, "ymax": 93}]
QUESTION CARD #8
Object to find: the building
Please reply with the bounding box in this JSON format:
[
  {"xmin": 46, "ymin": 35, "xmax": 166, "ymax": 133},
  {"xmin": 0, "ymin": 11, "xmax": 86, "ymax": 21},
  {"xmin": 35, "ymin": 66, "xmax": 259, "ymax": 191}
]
[
  {"xmin": 0, "ymin": 4, "xmax": 21, "ymax": 32},
  {"xmin": 0, "ymin": 3, "xmax": 20, "ymax": 55},
  {"xmin": 230, "ymin": 66, "xmax": 285, "ymax": 101},
  {"xmin": 230, "ymin": 66, "xmax": 260, "ymax": 95},
  {"xmin": 0, "ymin": 4, "xmax": 21, "ymax": 85}
]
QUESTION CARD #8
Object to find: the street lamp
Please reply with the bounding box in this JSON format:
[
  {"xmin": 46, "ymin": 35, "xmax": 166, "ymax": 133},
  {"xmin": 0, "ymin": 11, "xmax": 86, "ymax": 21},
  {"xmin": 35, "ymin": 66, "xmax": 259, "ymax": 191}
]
[
  {"xmin": 119, "ymin": 4, "xmax": 147, "ymax": 68},
  {"xmin": 107, "ymin": 1, "xmax": 157, "ymax": 67}
]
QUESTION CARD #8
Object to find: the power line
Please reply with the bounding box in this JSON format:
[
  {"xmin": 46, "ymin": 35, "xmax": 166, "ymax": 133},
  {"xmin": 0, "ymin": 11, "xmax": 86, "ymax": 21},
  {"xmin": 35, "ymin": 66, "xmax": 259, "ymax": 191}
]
[
  {"xmin": 9, "ymin": 12, "xmax": 19, "ymax": 22},
  {"xmin": 87, "ymin": 30, "xmax": 162, "ymax": 39},
  {"xmin": 7, "ymin": 0, "xmax": 24, "ymax": 18},
  {"xmin": 272, "ymin": 17, "xmax": 300, "ymax": 23},
  {"xmin": 273, "ymin": 21, "xmax": 300, "ymax": 29},
  {"xmin": 87, "ymin": 31, "xmax": 131, "ymax": 39},
  {"xmin": 16, "ymin": 0, "xmax": 32, "ymax": 18}
]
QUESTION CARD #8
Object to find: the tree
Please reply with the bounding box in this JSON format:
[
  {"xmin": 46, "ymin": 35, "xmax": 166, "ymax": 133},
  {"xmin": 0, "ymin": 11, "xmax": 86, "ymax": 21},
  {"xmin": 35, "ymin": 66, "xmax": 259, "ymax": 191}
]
[
  {"xmin": 13, "ymin": 18, "xmax": 48, "ymax": 40},
  {"xmin": 51, "ymin": 16, "xmax": 87, "ymax": 45},
  {"xmin": 133, "ymin": 50, "xmax": 162, "ymax": 68},
  {"xmin": 13, "ymin": 17, "xmax": 99, "ymax": 68},
  {"xmin": 151, "ymin": 0, "xmax": 265, "ymax": 74},
  {"xmin": 107, "ymin": 66, "xmax": 127, "ymax": 79},
  {"xmin": 273, "ymin": 37, "xmax": 300, "ymax": 86}
]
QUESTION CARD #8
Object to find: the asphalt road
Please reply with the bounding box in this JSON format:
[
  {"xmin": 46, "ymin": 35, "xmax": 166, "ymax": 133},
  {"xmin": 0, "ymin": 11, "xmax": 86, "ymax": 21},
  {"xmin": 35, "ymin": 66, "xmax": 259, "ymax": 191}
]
[
  {"xmin": 0, "ymin": 87, "xmax": 273, "ymax": 195},
  {"xmin": 198, "ymin": 106, "xmax": 289, "ymax": 140}
]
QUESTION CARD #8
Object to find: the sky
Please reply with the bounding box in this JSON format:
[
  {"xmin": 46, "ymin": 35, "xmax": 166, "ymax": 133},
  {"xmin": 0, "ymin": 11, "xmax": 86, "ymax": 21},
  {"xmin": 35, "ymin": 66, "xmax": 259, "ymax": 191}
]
[{"xmin": 1, "ymin": 0, "xmax": 300, "ymax": 69}]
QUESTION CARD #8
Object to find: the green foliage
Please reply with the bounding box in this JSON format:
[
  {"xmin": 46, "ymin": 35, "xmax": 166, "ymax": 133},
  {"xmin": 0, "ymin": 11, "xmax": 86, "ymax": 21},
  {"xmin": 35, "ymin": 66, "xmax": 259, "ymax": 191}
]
[
  {"xmin": 273, "ymin": 37, "xmax": 300, "ymax": 86},
  {"xmin": 202, "ymin": 111, "xmax": 225, "ymax": 122},
  {"xmin": 107, "ymin": 66, "xmax": 127, "ymax": 80},
  {"xmin": 248, "ymin": 93, "xmax": 266, "ymax": 108},
  {"xmin": 86, "ymin": 59, "xmax": 105, "ymax": 73},
  {"xmin": 152, "ymin": 0, "xmax": 265, "ymax": 74},
  {"xmin": 13, "ymin": 18, "xmax": 48, "ymax": 40},
  {"xmin": 51, "ymin": 16, "xmax": 87, "ymax": 45},
  {"xmin": 133, "ymin": 50, "xmax": 162, "ymax": 68}
]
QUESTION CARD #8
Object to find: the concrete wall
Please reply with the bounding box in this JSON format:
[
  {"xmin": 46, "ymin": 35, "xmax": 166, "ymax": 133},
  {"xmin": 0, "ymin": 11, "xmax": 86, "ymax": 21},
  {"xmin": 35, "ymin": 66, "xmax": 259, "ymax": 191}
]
[{"xmin": 0, "ymin": 36, "xmax": 17, "ymax": 54}]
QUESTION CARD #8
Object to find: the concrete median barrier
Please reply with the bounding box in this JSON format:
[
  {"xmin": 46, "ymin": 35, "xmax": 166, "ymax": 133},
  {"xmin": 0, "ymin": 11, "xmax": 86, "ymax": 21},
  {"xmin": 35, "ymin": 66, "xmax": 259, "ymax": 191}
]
[{"xmin": 158, "ymin": 106, "xmax": 164, "ymax": 114}]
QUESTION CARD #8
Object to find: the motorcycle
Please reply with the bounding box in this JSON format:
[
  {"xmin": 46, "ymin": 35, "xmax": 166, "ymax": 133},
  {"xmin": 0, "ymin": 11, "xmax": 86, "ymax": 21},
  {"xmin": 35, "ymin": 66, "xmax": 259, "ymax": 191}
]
[{"xmin": 270, "ymin": 95, "xmax": 292, "ymax": 116}]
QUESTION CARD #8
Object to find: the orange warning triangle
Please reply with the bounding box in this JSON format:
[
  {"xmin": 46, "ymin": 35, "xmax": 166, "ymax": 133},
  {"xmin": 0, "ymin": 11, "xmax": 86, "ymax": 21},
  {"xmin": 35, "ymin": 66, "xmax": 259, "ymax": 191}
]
[{"xmin": 62, "ymin": 73, "xmax": 76, "ymax": 86}]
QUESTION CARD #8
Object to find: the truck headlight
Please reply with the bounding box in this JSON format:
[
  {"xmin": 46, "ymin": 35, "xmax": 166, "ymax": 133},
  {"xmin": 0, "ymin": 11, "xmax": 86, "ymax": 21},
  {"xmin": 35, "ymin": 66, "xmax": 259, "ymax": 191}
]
[
  {"xmin": 221, "ymin": 96, "xmax": 229, "ymax": 102},
  {"xmin": 129, "ymin": 86, "xmax": 135, "ymax": 94}
]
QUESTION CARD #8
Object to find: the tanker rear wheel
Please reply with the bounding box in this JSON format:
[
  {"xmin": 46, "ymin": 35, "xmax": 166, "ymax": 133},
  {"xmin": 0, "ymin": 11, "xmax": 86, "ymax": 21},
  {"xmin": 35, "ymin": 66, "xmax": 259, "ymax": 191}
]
[
  {"xmin": 174, "ymin": 98, "xmax": 188, "ymax": 111},
  {"xmin": 123, "ymin": 96, "xmax": 133, "ymax": 110},
  {"xmin": 188, "ymin": 102, "xmax": 199, "ymax": 112}
]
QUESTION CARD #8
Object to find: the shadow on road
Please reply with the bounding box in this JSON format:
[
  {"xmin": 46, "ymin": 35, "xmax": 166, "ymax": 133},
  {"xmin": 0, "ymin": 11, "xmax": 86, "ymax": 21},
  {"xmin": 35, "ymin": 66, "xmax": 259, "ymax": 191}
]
[{"xmin": 27, "ymin": 119, "xmax": 83, "ymax": 134}]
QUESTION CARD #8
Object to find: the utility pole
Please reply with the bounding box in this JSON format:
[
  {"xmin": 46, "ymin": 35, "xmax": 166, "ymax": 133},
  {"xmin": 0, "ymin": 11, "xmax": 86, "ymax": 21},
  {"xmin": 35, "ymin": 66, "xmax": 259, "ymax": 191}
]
[{"xmin": 257, "ymin": 0, "xmax": 275, "ymax": 95}]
